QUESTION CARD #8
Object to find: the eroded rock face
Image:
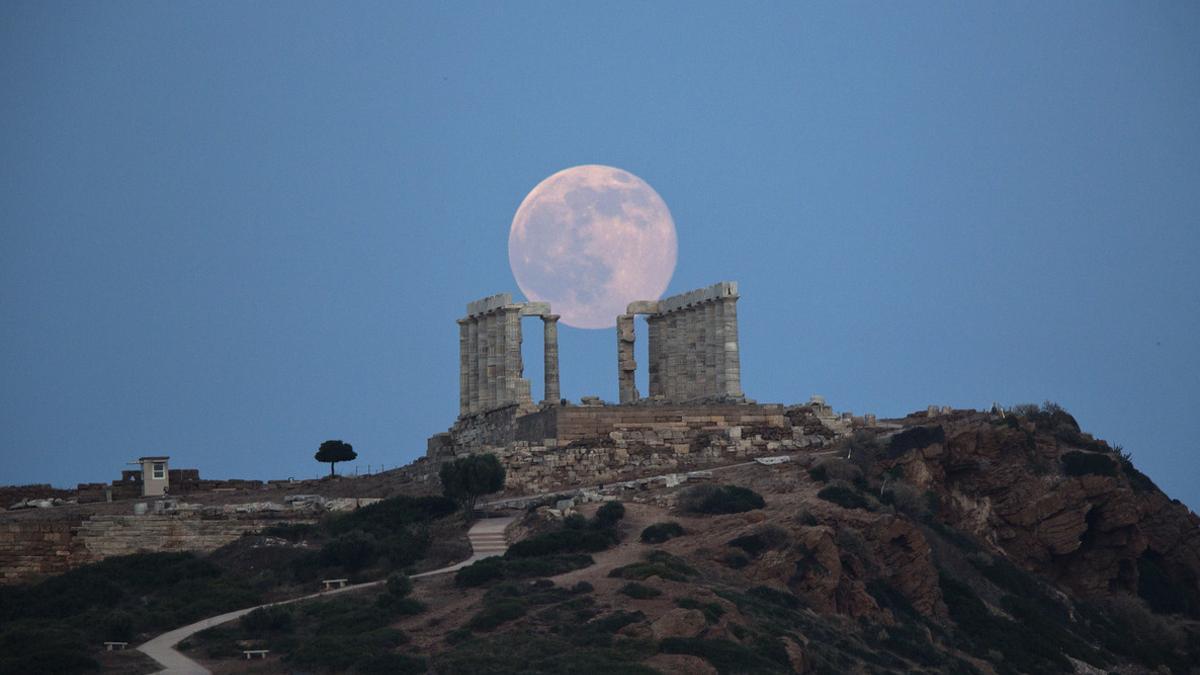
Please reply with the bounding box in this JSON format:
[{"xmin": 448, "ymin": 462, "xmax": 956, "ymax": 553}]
[{"xmin": 888, "ymin": 413, "xmax": 1200, "ymax": 603}]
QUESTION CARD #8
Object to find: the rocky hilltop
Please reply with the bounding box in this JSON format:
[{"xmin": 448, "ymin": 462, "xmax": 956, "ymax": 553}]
[{"xmin": 3, "ymin": 403, "xmax": 1198, "ymax": 674}]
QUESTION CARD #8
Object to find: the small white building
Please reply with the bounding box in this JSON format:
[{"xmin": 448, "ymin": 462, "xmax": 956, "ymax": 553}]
[{"xmin": 134, "ymin": 456, "xmax": 170, "ymax": 496}]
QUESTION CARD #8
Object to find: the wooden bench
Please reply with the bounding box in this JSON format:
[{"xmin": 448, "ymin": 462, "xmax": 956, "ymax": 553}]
[
  {"xmin": 243, "ymin": 649, "xmax": 270, "ymax": 660},
  {"xmin": 103, "ymin": 641, "xmax": 128, "ymax": 651},
  {"xmin": 322, "ymin": 578, "xmax": 349, "ymax": 590}
]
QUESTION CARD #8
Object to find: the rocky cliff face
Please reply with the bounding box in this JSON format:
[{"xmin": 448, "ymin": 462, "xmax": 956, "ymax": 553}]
[{"xmin": 883, "ymin": 408, "xmax": 1200, "ymax": 613}]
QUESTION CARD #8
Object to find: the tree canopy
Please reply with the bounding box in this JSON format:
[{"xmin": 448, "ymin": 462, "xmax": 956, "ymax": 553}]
[
  {"xmin": 315, "ymin": 439, "xmax": 356, "ymax": 477},
  {"xmin": 439, "ymin": 453, "xmax": 506, "ymax": 515}
]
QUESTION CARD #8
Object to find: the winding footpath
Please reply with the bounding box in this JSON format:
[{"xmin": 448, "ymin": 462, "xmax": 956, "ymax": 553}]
[{"xmin": 138, "ymin": 516, "xmax": 514, "ymax": 675}]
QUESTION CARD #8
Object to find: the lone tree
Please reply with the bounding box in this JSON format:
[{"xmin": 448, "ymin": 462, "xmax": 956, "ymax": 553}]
[
  {"xmin": 315, "ymin": 439, "xmax": 356, "ymax": 477},
  {"xmin": 439, "ymin": 453, "xmax": 505, "ymax": 515}
]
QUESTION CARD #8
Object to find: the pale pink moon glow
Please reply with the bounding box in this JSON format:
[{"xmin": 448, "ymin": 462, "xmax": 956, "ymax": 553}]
[{"xmin": 508, "ymin": 165, "xmax": 678, "ymax": 329}]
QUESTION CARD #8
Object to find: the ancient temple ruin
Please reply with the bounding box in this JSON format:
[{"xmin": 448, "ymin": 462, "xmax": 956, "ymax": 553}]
[
  {"xmin": 618, "ymin": 281, "xmax": 742, "ymax": 404},
  {"xmin": 421, "ymin": 282, "xmax": 867, "ymax": 492},
  {"xmin": 456, "ymin": 293, "xmax": 559, "ymax": 416},
  {"xmin": 457, "ymin": 281, "xmax": 743, "ymax": 417}
]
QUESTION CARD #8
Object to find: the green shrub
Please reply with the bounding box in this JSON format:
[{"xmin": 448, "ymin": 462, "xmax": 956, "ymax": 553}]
[
  {"xmin": 386, "ymin": 572, "xmax": 413, "ymax": 599},
  {"xmin": 240, "ymin": 606, "xmax": 294, "ymax": 634},
  {"xmin": 505, "ymin": 528, "xmax": 617, "ymax": 558},
  {"xmin": 563, "ymin": 513, "xmax": 587, "ymax": 529},
  {"xmin": 619, "ymin": 582, "xmax": 662, "ymax": 599},
  {"xmin": 609, "ymin": 551, "xmax": 696, "ymax": 582},
  {"xmin": 678, "ymin": 485, "xmax": 765, "ymax": 515},
  {"xmin": 659, "ymin": 637, "xmax": 786, "ymax": 674},
  {"xmin": 1061, "ymin": 451, "xmax": 1117, "ymax": 477},
  {"xmin": 354, "ymin": 652, "xmax": 427, "ymax": 675},
  {"xmin": 747, "ymin": 586, "xmax": 802, "ymax": 610},
  {"xmin": 594, "ymin": 501, "xmax": 626, "ymax": 527},
  {"xmin": 807, "ymin": 457, "xmax": 862, "ymax": 484},
  {"xmin": 817, "ymin": 484, "xmax": 871, "ymax": 510},
  {"xmin": 1115, "ymin": 447, "xmax": 1159, "ymax": 493},
  {"xmin": 676, "ymin": 598, "xmax": 725, "ymax": 623},
  {"xmin": 328, "ymin": 495, "xmax": 456, "ymax": 536},
  {"xmin": 261, "ymin": 522, "xmax": 318, "ymax": 541},
  {"xmin": 455, "ymin": 554, "xmax": 594, "ymax": 587},
  {"xmin": 640, "ymin": 521, "xmax": 685, "ymax": 544},
  {"xmin": 287, "ymin": 628, "xmax": 406, "ymax": 671},
  {"xmin": 101, "ymin": 611, "xmax": 134, "ymax": 642},
  {"xmin": 887, "ymin": 425, "xmax": 945, "ymax": 458},
  {"xmin": 727, "ymin": 525, "xmax": 788, "ymax": 557},
  {"xmin": 318, "ymin": 532, "xmax": 378, "ymax": 572},
  {"xmin": 467, "ymin": 600, "xmax": 527, "ymax": 631}
]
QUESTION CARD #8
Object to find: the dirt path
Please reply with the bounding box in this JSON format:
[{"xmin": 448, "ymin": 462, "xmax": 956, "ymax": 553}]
[{"xmin": 138, "ymin": 516, "xmax": 514, "ymax": 675}]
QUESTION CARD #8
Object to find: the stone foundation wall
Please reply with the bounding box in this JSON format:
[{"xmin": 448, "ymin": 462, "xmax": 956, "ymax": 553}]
[
  {"xmin": 0, "ymin": 512, "xmax": 314, "ymax": 585},
  {"xmin": 413, "ymin": 403, "xmax": 848, "ymax": 495}
]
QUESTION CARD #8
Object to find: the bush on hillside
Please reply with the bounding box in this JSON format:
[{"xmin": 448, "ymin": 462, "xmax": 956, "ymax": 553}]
[
  {"xmin": 594, "ymin": 501, "xmax": 626, "ymax": 527},
  {"xmin": 1061, "ymin": 451, "xmax": 1117, "ymax": 478},
  {"xmin": 505, "ymin": 528, "xmax": 617, "ymax": 558},
  {"xmin": 728, "ymin": 525, "xmax": 790, "ymax": 557},
  {"xmin": 618, "ymin": 582, "xmax": 662, "ymax": 599},
  {"xmin": 678, "ymin": 484, "xmax": 765, "ymax": 515},
  {"xmin": 808, "ymin": 457, "xmax": 862, "ymax": 484},
  {"xmin": 640, "ymin": 522, "xmax": 685, "ymax": 544},
  {"xmin": 454, "ymin": 554, "xmax": 594, "ymax": 588},
  {"xmin": 887, "ymin": 425, "xmax": 945, "ymax": 458},
  {"xmin": 609, "ymin": 550, "xmax": 696, "ymax": 582},
  {"xmin": 817, "ymin": 484, "xmax": 872, "ymax": 510}
]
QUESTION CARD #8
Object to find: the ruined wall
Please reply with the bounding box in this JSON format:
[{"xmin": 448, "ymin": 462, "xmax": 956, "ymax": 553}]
[
  {"xmin": 0, "ymin": 512, "xmax": 315, "ymax": 585},
  {"xmin": 416, "ymin": 403, "xmax": 846, "ymax": 494}
]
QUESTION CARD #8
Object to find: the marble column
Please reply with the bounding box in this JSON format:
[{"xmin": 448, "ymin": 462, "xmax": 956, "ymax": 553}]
[
  {"xmin": 542, "ymin": 314, "xmax": 560, "ymax": 404},
  {"xmin": 481, "ymin": 313, "xmax": 496, "ymax": 411},
  {"xmin": 617, "ymin": 313, "xmax": 637, "ymax": 403},
  {"xmin": 720, "ymin": 296, "xmax": 741, "ymax": 397},
  {"xmin": 490, "ymin": 311, "xmax": 504, "ymax": 408},
  {"xmin": 458, "ymin": 319, "xmax": 469, "ymax": 416},
  {"xmin": 713, "ymin": 299, "xmax": 726, "ymax": 396},
  {"xmin": 472, "ymin": 317, "xmax": 482, "ymax": 413},
  {"xmin": 646, "ymin": 315, "xmax": 663, "ymax": 398},
  {"xmin": 503, "ymin": 307, "xmax": 521, "ymax": 407},
  {"xmin": 666, "ymin": 312, "xmax": 681, "ymax": 401},
  {"xmin": 700, "ymin": 299, "xmax": 710, "ymax": 393}
]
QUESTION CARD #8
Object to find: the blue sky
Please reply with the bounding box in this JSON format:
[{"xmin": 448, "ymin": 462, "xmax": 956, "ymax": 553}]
[{"xmin": 2, "ymin": 2, "xmax": 1198, "ymax": 508}]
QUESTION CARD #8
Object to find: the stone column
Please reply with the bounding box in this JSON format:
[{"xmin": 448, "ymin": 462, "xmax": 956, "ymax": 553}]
[
  {"xmin": 713, "ymin": 299, "xmax": 726, "ymax": 396},
  {"xmin": 480, "ymin": 313, "xmax": 495, "ymax": 411},
  {"xmin": 472, "ymin": 317, "xmax": 482, "ymax": 413},
  {"xmin": 678, "ymin": 308, "xmax": 692, "ymax": 401},
  {"xmin": 490, "ymin": 311, "xmax": 504, "ymax": 408},
  {"xmin": 720, "ymin": 296, "xmax": 741, "ymax": 397},
  {"xmin": 646, "ymin": 315, "xmax": 663, "ymax": 398},
  {"xmin": 458, "ymin": 319, "xmax": 469, "ymax": 416},
  {"xmin": 666, "ymin": 311, "xmax": 681, "ymax": 401},
  {"xmin": 542, "ymin": 314, "xmax": 560, "ymax": 404},
  {"xmin": 617, "ymin": 314, "xmax": 637, "ymax": 403},
  {"xmin": 700, "ymin": 299, "xmax": 710, "ymax": 393},
  {"xmin": 503, "ymin": 306, "xmax": 521, "ymax": 407}
]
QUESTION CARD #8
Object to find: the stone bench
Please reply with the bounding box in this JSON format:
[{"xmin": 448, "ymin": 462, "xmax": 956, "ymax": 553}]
[
  {"xmin": 243, "ymin": 649, "xmax": 270, "ymax": 660},
  {"xmin": 103, "ymin": 641, "xmax": 128, "ymax": 651},
  {"xmin": 322, "ymin": 578, "xmax": 349, "ymax": 590}
]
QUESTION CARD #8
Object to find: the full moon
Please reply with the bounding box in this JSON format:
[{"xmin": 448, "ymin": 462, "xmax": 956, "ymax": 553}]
[{"xmin": 508, "ymin": 165, "xmax": 677, "ymax": 329}]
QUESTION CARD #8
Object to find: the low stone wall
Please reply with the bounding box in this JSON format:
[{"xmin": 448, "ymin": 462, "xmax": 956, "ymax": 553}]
[
  {"xmin": 0, "ymin": 511, "xmax": 314, "ymax": 585},
  {"xmin": 0, "ymin": 517, "xmax": 85, "ymax": 583}
]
